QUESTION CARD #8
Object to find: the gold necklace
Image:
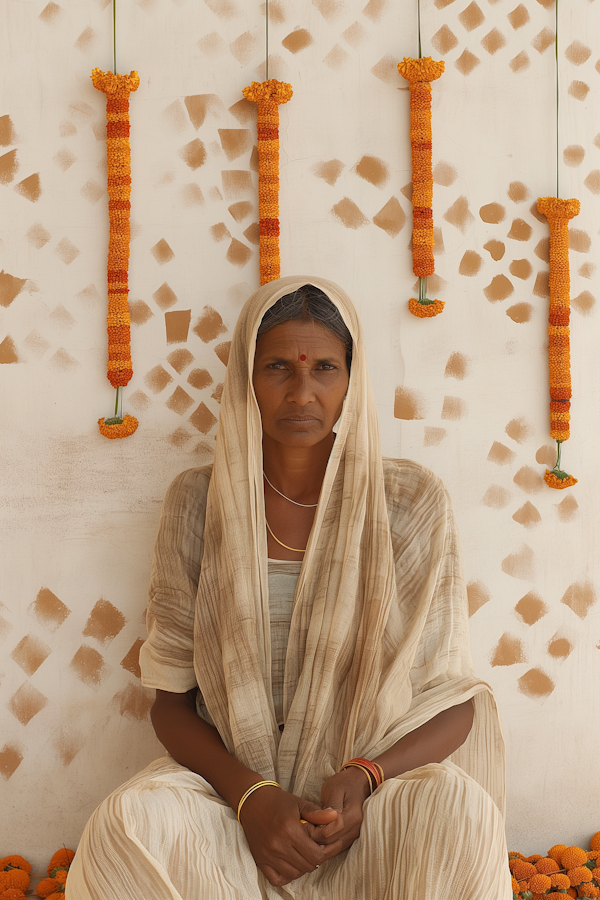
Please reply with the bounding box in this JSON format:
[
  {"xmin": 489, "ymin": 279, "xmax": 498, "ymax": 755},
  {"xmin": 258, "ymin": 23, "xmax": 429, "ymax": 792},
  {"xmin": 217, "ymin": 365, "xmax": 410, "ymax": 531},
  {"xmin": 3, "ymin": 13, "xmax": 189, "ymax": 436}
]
[{"xmin": 265, "ymin": 518, "xmax": 305, "ymax": 554}]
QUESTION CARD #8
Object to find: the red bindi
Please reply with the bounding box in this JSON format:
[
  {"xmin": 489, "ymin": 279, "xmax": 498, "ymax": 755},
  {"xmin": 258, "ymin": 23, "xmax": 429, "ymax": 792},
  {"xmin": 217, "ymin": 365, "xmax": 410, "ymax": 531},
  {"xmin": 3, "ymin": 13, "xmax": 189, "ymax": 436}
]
[{"xmin": 300, "ymin": 354, "xmax": 306, "ymax": 361}]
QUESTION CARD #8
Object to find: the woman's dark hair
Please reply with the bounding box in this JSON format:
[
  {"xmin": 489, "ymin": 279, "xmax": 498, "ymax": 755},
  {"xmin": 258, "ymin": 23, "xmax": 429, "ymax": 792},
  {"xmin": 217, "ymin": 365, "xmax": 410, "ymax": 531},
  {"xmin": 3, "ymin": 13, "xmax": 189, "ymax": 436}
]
[{"xmin": 256, "ymin": 284, "xmax": 353, "ymax": 371}]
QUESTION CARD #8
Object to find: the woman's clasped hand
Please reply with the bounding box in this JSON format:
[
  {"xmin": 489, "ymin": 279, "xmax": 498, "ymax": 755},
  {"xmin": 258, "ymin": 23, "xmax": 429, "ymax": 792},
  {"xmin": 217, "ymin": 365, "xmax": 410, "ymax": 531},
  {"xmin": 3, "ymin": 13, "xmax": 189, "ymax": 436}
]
[{"xmin": 240, "ymin": 766, "xmax": 371, "ymax": 886}]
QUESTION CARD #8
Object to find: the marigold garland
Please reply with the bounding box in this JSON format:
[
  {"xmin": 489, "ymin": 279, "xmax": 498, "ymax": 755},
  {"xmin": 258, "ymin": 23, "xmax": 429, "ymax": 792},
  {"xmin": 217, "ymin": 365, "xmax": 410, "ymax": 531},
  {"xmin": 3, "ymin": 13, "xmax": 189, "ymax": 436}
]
[
  {"xmin": 509, "ymin": 833, "xmax": 600, "ymax": 899},
  {"xmin": 537, "ymin": 196, "xmax": 580, "ymax": 489},
  {"xmin": 98, "ymin": 412, "xmax": 138, "ymax": 439},
  {"xmin": 398, "ymin": 57, "xmax": 445, "ymax": 318},
  {"xmin": 91, "ymin": 68, "xmax": 140, "ymax": 439},
  {"xmin": 242, "ymin": 80, "xmax": 293, "ymax": 285}
]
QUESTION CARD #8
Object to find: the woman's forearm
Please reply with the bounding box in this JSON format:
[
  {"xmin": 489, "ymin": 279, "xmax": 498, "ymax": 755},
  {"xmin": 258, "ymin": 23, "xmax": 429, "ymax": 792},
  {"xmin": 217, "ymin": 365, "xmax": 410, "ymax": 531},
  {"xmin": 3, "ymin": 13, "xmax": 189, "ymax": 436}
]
[
  {"xmin": 150, "ymin": 688, "xmax": 263, "ymax": 811},
  {"xmin": 373, "ymin": 699, "xmax": 474, "ymax": 780}
]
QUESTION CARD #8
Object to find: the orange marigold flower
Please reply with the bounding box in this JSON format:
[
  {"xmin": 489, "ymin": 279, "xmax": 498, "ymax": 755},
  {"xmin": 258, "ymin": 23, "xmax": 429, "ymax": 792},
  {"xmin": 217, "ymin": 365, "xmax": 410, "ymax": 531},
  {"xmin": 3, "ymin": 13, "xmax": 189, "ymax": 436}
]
[
  {"xmin": 567, "ymin": 866, "xmax": 592, "ymax": 886},
  {"xmin": 0, "ymin": 871, "xmax": 29, "ymax": 892},
  {"xmin": 562, "ymin": 849, "xmax": 589, "ymax": 870},
  {"xmin": 48, "ymin": 849, "xmax": 74, "ymax": 877},
  {"xmin": 36, "ymin": 879, "xmax": 61, "ymax": 899},
  {"xmin": 0, "ymin": 859, "xmax": 31, "ymax": 877},
  {"xmin": 551, "ymin": 873, "xmax": 572, "ymax": 889},
  {"xmin": 98, "ymin": 413, "xmax": 139, "ymax": 439},
  {"xmin": 513, "ymin": 861, "xmax": 538, "ymax": 881},
  {"xmin": 0, "ymin": 890, "xmax": 28, "ymax": 900},
  {"xmin": 528, "ymin": 855, "xmax": 544, "ymax": 863},
  {"xmin": 537, "ymin": 858, "xmax": 560, "ymax": 875},
  {"xmin": 591, "ymin": 834, "xmax": 600, "ymax": 853},
  {"xmin": 529, "ymin": 873, "xmax": 552, "ymax": 893},
  {"xmin": 512, "ymin": 876, "xmax": 520, "ymax": 891},
  {"xmin": 567, "ymin": 889, "xmax": 577, "ymax": 898},
  {"xmin": 592, "ymin": 869, "xmax": 600, "ymax": 881},
  {"xmin": 408, "ymin": 297, "xmax": 445, "ymax": 318},
  {"xmin": 549, "ymin": 846, "xmax": 568, "ymax": 862},
  {"xmin": 579, "ymin": 885, "xmax": 600, "ymax": 899},
  {"xmin": 544, "ymin": 470, "xmax": 578, "ymax": 490}
]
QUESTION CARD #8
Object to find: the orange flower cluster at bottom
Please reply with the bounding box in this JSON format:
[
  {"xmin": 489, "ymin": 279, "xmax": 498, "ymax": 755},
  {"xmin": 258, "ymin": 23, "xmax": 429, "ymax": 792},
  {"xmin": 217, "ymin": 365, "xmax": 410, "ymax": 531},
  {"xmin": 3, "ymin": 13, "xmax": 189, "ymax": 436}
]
[
  {"xmin": 509, "ymin": 833, "xmax": 600, "ymax": 900},
  {"xmin": 544, "ymin": 470, "xmax": 578, "ymax": 490},
  {"xmin": 0, "ymin": 856, "xmax": 31, "ymax": 900},
  {"xmin": 98, "ymin": 413, "xmax": 139, "ymax": 439},
  {"xmin": 408, "ymin": 298, "xmax": 445, "ymax": 318}
]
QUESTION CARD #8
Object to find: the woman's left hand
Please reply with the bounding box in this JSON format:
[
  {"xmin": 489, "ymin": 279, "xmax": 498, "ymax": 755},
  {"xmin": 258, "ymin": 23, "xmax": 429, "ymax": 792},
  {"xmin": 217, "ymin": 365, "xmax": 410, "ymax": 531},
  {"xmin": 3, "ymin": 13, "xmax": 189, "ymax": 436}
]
[{"xmin": 308, "ymin": 766, "xmax": 371, "ymax": 855}]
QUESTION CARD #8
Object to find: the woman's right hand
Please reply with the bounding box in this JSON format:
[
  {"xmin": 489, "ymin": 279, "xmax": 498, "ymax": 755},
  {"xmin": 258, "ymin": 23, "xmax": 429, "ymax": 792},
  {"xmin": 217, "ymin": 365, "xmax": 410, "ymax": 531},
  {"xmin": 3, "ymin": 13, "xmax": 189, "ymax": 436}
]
[{"xmin": 239, "ymin": 785, "xmax": 342, "ymax": 886}]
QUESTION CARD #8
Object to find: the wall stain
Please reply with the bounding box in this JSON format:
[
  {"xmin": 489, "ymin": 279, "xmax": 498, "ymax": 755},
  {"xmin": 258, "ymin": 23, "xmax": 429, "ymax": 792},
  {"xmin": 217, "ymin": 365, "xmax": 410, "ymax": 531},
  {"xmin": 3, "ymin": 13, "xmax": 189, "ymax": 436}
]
[
  {"xmin": 363, "ymin": 0, "xmax": 386, "ymax": 22},
  {"xmin": 432, "ymin": 162, "xmax": 457, "ymax": 187},
  {"xmin": 371, "ymin": 55, "xmax": 404, "ymax": 85},
  {"xmin": 443, "ymin": 195, "xmax": 474, "ymax": 233},
  {"xmin": 211, "ymin": 382, "xmax": 224, "ymax": 404},
  {"xmin": 70, "ymin": 645, "xmax": 110, "ymax": 688},
  {"xmin": 228, "ymin": 201, "xmax": 253, "ymax": 223},
  {"xmin": 130, "ymin": 300, "xmax": 153, "ymax": 325},
  {"xmin": 222, "ymin": 170, "xmax": 253, "ymax": 200},
  {"xmin": 555, "ymin": 494, "xmax": 578, "ymax": 523},
  {"xmin": 166, "ymin": 386, "xmax": 195, "ymax": 415},
  {"xmin": 458, "ymin": 250, "xmax": 483, "ymax": 276},
  {"xmin": 533, "ymin": 271, "xmax": 550, "ymax": 298},
  {"xmin": 23, "ymin": 330, "xmax": 49, "ymax": 358},
  {"xmin": 506, "ymin": 417, "xmax": 533, "ymax": 443},
  {"xmin": 151, "ymin": 238, "xmax": 174, "ymax": 265},
  {"xmin": 55, "ymin": 237, "xmax": 79, "ymax": 265},
  {"xmin": 531, "ymin": 27, "xmax": 555, "ymax": 54},
  {"xmin": 509, "ymin": 51, "xmax": 530, "ymax": 73},
  {"xmin": 569, "ymin": 229, "xmax": 591, "ymax": 253},
  {"xmin": 151, "ymin": 284, "xmax": 177, "ymax": 313},
  {"xmin": 0, "ymin": 336, "xmax": 20, "ymax": 364},
  {"xmin": 514, "ymin": 591, "xmax": 547, "ymax": 625},
  {"xmin": 179, "ymin": 139, "xmax": 206, "ymax": 170},
  {"xmin": 536, "ymin": 443, "xmax": 556, "ymax": 467},
  {"xmin": 394, "ymin": 386, "xmax": 428, "ymax": 420},
  {"xmin": 56, "ymin": 729, "xmax": 84, "ymax": 766},
  {"xmin": 482, "ymin": 485, "xmax": 511, "ymax": 509},
  {"xmin": 507, "ymin": 218, "xmax": 532, "ymax": 241},
  {"xmin": 490, "ymin": 633, "xmax": 526, "ymax": 666},
  {"xmin": 507, "ymin": 181, "xmax": 529, "ymax": 203},
  {"xmin": 444, "ymin": 351, "xmax": 469, "ymax": 380},
  {"xmin": 83, "ymin": 598, "xmax": 126, "ymax": 645},
  {"xmin": 49, "ymin": 348, "xmax": 79, "ymax": 371},
  {"xmin": 481, "ymin": 27, "xmax": 506, "ymax": 55},
  {"xmin": 509, "ymin": 259, "xmax": 532, "ymax": 280},
  {"xmin": 441, "ymin": 396, "xmax": 467, "ymax": 420},
  {"xmin": 563, "ymin": 145, "xmax": 585, "ymax": 167},
  {"xmin": 487, "ymin": 441, "xmax": 516, "ymax": 465},
  {"xmin": 49, "ymin": 304, "xmax": 75, "ymax": 330},
  {"xmin": 501, "ymin": 544, "xmax": 535, "ymax": 581},
  {"xmin": 145, "ymin": 364, "xmax": 174, "ymax": 394},
  {"xmin": 211, "ymin": 223, "xmax": 231, "ymax": 243},
  {"xmin": 373, "ymin": 197, "xmax": 406, "ymax": 237},
  {"xmin": 432, "ymin": 25, "xmax": 459, "ymax": 55},
  {"xmin": 324, "ymin": 45, "xmax": 350, "ymax": 70},
  {"xmin": 484, "ymin": 240, "xmax": 505, "ymax": 261},
  {"xmin": 230, "ymin": 29, "xmax": 261, "ymax": 65},
  {"xmin": 312, "ymin": 159, "xmax": 345, "ymax": 186},
  {"xmin": 343, "ymin": 21, "xmax": 367, "ymax": 49},
  {"xmin": 534, "ymin": 237, "xmax": 550, "ymax": 262},
  {"xmin": 189, "ymin": 402, "xmax": 218, "ymax": 434},
  {"xmin": 571, "ymin": 290, "xmax": 595, "ymax": 315},
  {"xmin": 568, "ymin": 81, "xmax": 590, "ymax": 102},
  {"xmin": 480, "ymin": 202, "xmax": 505, "ymax": 224},
  {"xmin": 198, "ymin": 31, "xmax": 226, "ymax": 56},
  {"xmin": 226, "ymin": 238, "xmax": 253, "ymax": 267},
  {"xmin": 181, "ymin": 184, "xmax": 204, "ymax": 207},
  {"xmin": 561, "ymin": 580, "xmax": 597, "ymax": 619},
  {"xmin": 215, "ymin": 341, "xmax": 231, "ymax": 365},
  {"xmin": 433, "ymin": 226, "xmax": 445, "ymax": 255},
  {"xmin": 564, "ymin": 39, "xmax": 591, "ymax": 65},
  {"xmin": 530, "ymin": 201, "xmax": 547, "ymax": 223},
  {"xmin": 77, "ymin": 283, "xmax": 102, "ymax": 306},
  {"xmin": 10, "ymin": 634, "xmax": 51, "ymax": 676},
  {"xmin": 282, "ymin": 28, "xmax": 314, "ymax": 53},
  {"xmin": 170, "ymin": 427, "xmax": 192, "ymax": 448},
  {"xmin": 167, "ymin": 349, "xmax": 193, "ymax": 374},
  {"xmin": 39, "ymin": 2, "xmax": 63, "ymax": 25},
  {"xmin": 228, "ymin": 98, "xmax": 255, "ymax": 125},
  {"xmin": 187, "ymin": 368, "xmax": 214, "ymax": 390},
  {"xmin": 14, "ymin": 173, "xmax": 41, "ymax": 202},
  {"xmin": 313, "ymin": 0, "xmax": 345, "ymax": 21},
  {"xmin": 128, "ymin": 390, "xmax": 151, "ymax": 411},
  {"xmin": 506, "ymin": 302, "xmax": 533, "ymax": 323},
  {"xmin": 9, "ymin": 682, "xmax": 49, "ymax": 725},
  {"xmin": 423, "ymin": 426, "xmax": 446, "ymax": 447},
  {"xmin": 332, "ymin": 197, "xmax": 369, "ymax": 229},
  {"xmin": 0, "ymin": 270, "xmax": 27, "ymax": 308},
  {"xmin": 458, "ymin": 2, "xmax": 485, "ymax": 31},
  {"xmin": 203, "ymin": 0, "xmax": 239, "ymax": 17},
  {"xmin": 160, "ymin": 100, "xmax": 188, "ymax": 134},
  {"xmin": 165, "ymin": 310, "xmax": 192, "ymax": 344},
  {"xmin": 0, "ymin": 743, "xmax": 24, "ymax": 780},
  {"xmin": 583, "ymin": 169, "xmax": 600, "ymax": 195},
  {"xmin": 467, "ymin": 581, "xmax": 490, "ymax": 617},
  {"xmin": 0, "ymin": 613, "xmax": 11, "ymax": 643},
  {"xmin": 512, "ymin": 501, "xmax": 541, "ymax": 528},
  {"xmin": 484, "ymin": 274, "xmax": 513, "ymax": 303},
  {"xmin": 184, "ymin": 94, "xmax": 222, "ymax": 129},
  {"xmin": 0, "ymin": 149, "xmax": 18, "ymax": 184},
  {"xmin": 513, "ymin": 465, "xmax": 544, "ymax": 494},
  {"xmin": 455, "ymin": 49, "xmax": 480, "ymax": 76},
  {"xmin": 0, "ymin": 115, "xmax": 17, "ymax": 146},
  {"xmin": 75, "ymin": 25, "xmax": 97, "ymax": 52},
  {"xmin": 111, "ymin": 684, "xmax": 153, "ymax": 721},
  {"xmin": 218, "ymin": 129, "xmax": 252, "ymax": 162},
  {"xmin": 507, "ymin": 4, "xmax": 530, "ymax": 28},
  {"xmin": 355, "ymin": 155, "xmax": 389, "ymax": 188},
  {"xmin": 29, "ymin": 587, "xmax": 70, "ymax": 631},
  {"xmin": 548, "ymin": 636, "xmax": 573, "ymax": 660},
  {"xmin": 518, "ymin": 668, "xmax": 554, "ymax": 700}
]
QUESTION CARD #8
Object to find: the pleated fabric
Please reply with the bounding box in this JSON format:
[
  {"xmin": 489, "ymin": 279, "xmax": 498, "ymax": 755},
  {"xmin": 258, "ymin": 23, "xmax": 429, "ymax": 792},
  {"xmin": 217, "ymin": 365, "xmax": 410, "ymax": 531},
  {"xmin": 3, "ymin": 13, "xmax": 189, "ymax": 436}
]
[{"xmin": 67, "ymin": 756, "xmax": 511, "ymax": 900}]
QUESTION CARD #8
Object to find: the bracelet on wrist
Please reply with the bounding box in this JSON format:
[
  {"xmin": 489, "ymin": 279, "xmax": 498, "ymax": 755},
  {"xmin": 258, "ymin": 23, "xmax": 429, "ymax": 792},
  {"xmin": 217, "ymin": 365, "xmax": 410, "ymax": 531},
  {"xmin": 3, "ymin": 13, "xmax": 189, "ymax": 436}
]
[
  {"xmin": 237, "ymin": 780, "xmax": 281, "ymax": 823},
  {"xmin": 341, "ymin": 757, "xmax": 385, "ymax": 793}
]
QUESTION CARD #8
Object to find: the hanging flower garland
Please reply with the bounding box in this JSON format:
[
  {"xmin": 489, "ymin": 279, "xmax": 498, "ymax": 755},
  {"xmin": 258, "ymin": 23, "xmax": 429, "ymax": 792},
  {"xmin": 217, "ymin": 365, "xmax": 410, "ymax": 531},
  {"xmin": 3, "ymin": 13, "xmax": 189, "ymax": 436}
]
[
  {"xmin": 398, "ymin": 57, "xmax": 445, "ymax": 318},
  {"xmin": 242, "ymin": 79, "xmax": 293, "ymax": 285},
  {"xmin": 91, "ymin": 68, "xmax": 140, "ymax": 439},
  {"xmin": 537, "ymin": 196, "xmax": 579, "ymax": 489}
]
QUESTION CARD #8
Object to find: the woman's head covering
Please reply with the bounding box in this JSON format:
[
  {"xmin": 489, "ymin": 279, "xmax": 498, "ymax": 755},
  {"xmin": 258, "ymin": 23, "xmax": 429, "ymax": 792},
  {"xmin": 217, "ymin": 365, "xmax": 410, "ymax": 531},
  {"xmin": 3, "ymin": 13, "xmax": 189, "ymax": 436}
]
[{"xmin": 194, "ymin": 276, "xmax": 504, "ymax": 811}]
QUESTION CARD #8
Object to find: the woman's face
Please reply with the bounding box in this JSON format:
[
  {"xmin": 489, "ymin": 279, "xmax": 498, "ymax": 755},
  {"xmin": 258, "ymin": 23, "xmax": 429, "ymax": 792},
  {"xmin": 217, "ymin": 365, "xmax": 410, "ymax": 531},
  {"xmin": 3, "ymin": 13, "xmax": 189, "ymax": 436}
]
[{"xmin": 252, "ymin": 318, "xmax": 350, "ymax": 448}]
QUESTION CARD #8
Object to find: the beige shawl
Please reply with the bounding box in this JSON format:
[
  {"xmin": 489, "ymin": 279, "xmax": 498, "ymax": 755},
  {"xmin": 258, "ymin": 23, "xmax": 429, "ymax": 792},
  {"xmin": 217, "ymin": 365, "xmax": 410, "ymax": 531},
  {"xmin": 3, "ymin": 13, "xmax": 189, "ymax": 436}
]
[{"xmin": 193, "ymin": 276, "xmax": 505, "ymax": 813}]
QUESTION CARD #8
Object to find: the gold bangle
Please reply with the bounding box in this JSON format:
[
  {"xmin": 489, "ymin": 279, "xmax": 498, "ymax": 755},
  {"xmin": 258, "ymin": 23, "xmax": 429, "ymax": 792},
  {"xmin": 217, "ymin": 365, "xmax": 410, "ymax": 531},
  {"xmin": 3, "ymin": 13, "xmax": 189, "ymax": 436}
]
[
  {"xmin": 342, "ymin": 762, "xmax": 374, "ymax": 794},
  {"xmin": 373, "ymin": 761, "xmax": 385, "ymax": 784},
  {"xmin": 237, "ymin": 780, "xmax": 281, "ymax": 823}
]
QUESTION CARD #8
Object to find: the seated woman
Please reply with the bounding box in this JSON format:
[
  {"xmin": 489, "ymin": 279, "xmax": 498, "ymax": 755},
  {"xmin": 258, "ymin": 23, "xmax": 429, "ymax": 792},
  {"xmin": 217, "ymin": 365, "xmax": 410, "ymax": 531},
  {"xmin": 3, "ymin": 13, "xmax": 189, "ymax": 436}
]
[{"xmin": 67, "ymin": 277, "xmax": 511, "ymax": 900}]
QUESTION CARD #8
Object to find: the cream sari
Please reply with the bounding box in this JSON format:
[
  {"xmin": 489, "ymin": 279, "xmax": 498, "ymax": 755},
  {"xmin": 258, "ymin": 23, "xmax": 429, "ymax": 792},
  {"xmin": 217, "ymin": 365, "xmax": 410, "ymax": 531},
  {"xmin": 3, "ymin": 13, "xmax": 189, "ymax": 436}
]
[{"xmin": 67, "ymin": 276, "xmax": 511, "ymax": 900}]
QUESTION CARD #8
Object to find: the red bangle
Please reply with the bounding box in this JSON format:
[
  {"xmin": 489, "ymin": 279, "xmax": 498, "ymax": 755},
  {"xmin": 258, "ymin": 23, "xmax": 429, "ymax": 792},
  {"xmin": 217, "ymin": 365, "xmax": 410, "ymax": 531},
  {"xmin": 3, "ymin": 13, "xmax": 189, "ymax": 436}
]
[{"xmin": 341, "ymin": 757, "xmax": 384, "ymax": 790}]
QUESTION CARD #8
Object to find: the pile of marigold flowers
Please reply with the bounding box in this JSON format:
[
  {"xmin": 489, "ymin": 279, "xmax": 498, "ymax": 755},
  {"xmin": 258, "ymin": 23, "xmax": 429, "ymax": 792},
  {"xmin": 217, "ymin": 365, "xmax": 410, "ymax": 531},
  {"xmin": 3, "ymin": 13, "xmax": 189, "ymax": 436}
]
[
  {"xmin": 0, "ymin": 848, "xmax": 74, "ymax": 899},
  {"xmin": 509, "ymin": 831, "xmax": 600, "ymax": 899}
]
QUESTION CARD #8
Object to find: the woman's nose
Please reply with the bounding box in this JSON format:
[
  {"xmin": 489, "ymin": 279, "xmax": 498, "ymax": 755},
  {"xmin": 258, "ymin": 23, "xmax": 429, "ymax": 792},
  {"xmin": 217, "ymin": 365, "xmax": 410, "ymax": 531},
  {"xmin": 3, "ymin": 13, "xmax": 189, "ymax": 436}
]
[{"xmin": 286, "ymin": 373, "xmax": 315, "ymax": 405}]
